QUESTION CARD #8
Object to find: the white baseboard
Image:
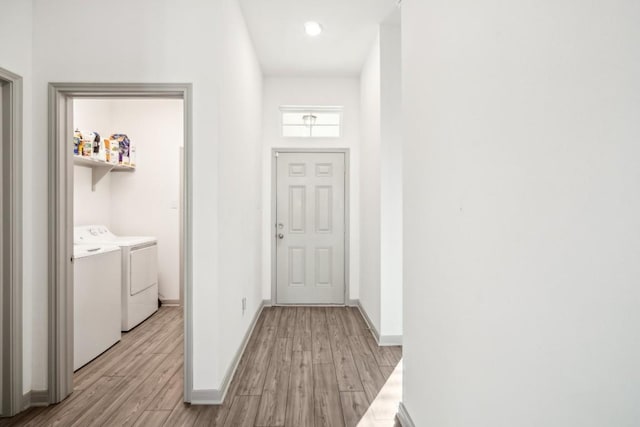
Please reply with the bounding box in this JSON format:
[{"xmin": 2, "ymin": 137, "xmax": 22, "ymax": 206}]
[
  {"xmin": 397, "ymin": 402, "xmax": 416, "ymax": 427},
  {"xmin": 22, "ymin": 390, "xmax": 49, "ymax": 409},
  {"xmin": 379, "ymin": 334, "xmax": 403, "ymax": 346},
  {"xmin": 160, "ymin": 299, "xmax": 181, "ymax": 306},
  {"xmin": 356, "ymin": 301, "xmax": 403, "ymax": 346},
  {"xmin": 190, "ymin": 388, "xmax": 222, "ymax": 404},
  {"xmin": 190, "ymin": 301, "xmax": 266, "ymax": 405},
  {"xmin": 355, "ymin": 300, "xmax": 380, "ymax": 341},
  {"xmin": 21, "ymin": 391, "xmax": 30, "ymax": 410}
]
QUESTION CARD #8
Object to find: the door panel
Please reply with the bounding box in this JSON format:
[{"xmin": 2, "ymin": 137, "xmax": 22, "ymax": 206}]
[
  {"xmin": 289, "ymin": 247, "xmax": 306, "ymax": 287},
  {"xmin": 315, "ymin": 186, "xmax": 333, "ymax": 233},
  {"xmin": 289, "ymin": 186, "xmax": 306, "ymax": 232},
  {"xmin": 276, "ymin": 152, "xmax": 345, "ymax": 304},
  {"xmin": 314, "ymin": 247, "xmax": 332, "ymax": 287},
  {"xmin": 130, "ymin": 245, "xmax": 158, "ymax": 295}
]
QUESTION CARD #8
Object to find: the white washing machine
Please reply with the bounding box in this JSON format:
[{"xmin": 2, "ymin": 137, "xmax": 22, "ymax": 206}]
[
  {"xmin": 74, "ymin": 244, "xmax": 122, "ymax": 370},
  {"xmin": 75, "ymin": 225, "xmax": 159, "ymax": 331}
]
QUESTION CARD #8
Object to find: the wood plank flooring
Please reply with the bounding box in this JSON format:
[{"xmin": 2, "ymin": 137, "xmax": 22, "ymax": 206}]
[{"xmin": 1, "ymin": 306, "xmax": 402, "ymax": 427}]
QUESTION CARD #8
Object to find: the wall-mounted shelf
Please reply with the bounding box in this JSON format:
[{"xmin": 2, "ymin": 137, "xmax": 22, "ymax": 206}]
[{"xmin": 73, "ymin": 155, "xmax": 135, "ymax": 191}]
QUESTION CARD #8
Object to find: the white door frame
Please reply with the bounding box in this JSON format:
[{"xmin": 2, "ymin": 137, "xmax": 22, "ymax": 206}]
[
  {"xmin": 271, "ymin": 148, "xmax": 350, "ymax": 305},
  {"xmin": 47, "ymin": 83, "xmax": 194, "ymax": 404},
  {"xmin": 0, "ymin": 67, "xmax": 23, "ymax": 417}
]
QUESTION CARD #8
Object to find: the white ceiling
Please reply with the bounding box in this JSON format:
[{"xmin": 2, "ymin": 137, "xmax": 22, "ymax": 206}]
[{"xmin": 239, "ymin": 0, "xmax": 399, "ymax": 77}]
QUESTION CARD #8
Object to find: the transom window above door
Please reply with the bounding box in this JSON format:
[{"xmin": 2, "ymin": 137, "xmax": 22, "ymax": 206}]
[{"xmin": 280, "ymin": 106, "xmax": 343, "ymax": 138}]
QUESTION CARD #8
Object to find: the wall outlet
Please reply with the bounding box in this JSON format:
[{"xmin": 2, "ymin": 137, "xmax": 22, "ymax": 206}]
[{"xmin": 242, "ymin": 297, "xmax": 247, "ymax": 315}]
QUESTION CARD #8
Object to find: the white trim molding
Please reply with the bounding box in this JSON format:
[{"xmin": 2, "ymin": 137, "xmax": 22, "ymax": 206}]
[
  {"xmin": 356, "ymin": 301, "xmax": 379, "ymax": 340},
  {"xmin": 190, "ymin": 301, "xmax": 266, "ymax": 405},
  {"xmin": 0, "ymin": 66, "xmax": 24, "ymax": 418},
  {"xmin": 397, "ymin": 402, "xmax": 416, "ymax": 427},
  {"xmin": 160, "ymin": 299, "xmax": 181, "ymax": 307},
  {"xmin": 270, "ymin": 148, "xmax": 351, "ymax": 306},
  {"xmin": 356, "ymin": 301, "xmax": 402, "ymax": 346},
  {"xmin": 379, "ymin": 334, "xmax": 403, "ymax": 346},
  {"xmin": 22, "ymin": 390, "xmax": 48, "ymax": 410},
  {"xmin": 190, "ymin": 389, "xmax": 223, "ymax": 405}
]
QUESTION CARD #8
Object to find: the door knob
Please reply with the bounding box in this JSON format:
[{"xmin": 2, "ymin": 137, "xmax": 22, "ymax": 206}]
[{"xmin": 278, "ymin": 233, "xmax": 284, "ymax": 239}]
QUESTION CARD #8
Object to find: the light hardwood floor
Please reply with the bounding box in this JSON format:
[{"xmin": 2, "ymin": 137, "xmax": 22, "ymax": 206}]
[{"xmin": 1, "ymin": 306, "xmax": 402, "ymax": 427}]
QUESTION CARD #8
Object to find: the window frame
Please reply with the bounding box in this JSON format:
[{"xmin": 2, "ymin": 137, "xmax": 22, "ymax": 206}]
[{"xmin": 279, "ymin": 105, "xmax": 344, "ymax": 139}]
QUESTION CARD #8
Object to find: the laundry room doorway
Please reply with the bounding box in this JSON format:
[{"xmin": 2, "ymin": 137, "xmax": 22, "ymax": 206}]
[{"xmin": 47, "ymin": 83, "xmax": 193, "ymax": 406}]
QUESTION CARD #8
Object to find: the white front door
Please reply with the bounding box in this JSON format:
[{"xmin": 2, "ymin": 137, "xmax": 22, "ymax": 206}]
[{"xmin": 276, "ymin": 152, "xmax": 346, "ymax": 304}]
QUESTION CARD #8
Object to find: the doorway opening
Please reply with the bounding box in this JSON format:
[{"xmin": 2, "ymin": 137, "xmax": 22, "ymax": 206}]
[
  {"xmin": 47, "ymin": 84, "xmax": 193, "ymax": 406},
  {"xmin": 0, "ymin": 67, "xmax": 23, "ymax": 418},
  {"xmin": 271, "ymin": 149, "xmax": 350, "ymax": 305}
]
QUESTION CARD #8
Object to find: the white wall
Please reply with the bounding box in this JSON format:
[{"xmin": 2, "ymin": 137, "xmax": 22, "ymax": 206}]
[
  {"xmin": 73, "ymin": 98, "xmax": 184, "ymax": 302},
  {"xmin": 73, "ymin": 99, "xmax": 114, "ymax": 227},
  {"xmin": 359, "ymin": 38, "xmax": 382, "ymax": 330},
  {"xmin": 109, "ymin": 99, "xmax": 183, "ymax": 303},
  {"xmin": 379, "ymin": 23, "xmax": 402, "ymax": 339},
  {"xmin": 402, "ymin": 0, "xmax": 640, "ymax": 425},
  {"xmin": 215, "ymin": 0, "xmax": 263, "ymax": 385},
  {"xmin": 30, "ymin": 0, "xmax": 263, "ymax": 394},
  {"xmin": 261, "ymin": 77, "xmax": 361, "ymax": 302},
  {"xmin": 73, "ymin": 167, "xmax": 112, "ymax": 227},
  {"xmin": 0, "ymin": 0, "xmax": 34, "ymax": 394},
  {"xmin": 359, "ymin": 23, "xmax": 403, "ymax": 340}
]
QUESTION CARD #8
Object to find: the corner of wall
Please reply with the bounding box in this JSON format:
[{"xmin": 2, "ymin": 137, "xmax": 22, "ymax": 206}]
[
  {"xmin": 191, "ymin": 300, "xmax": 266, "ymax": 404},
  {"xmin": 397, "ymin": 402, "xmax": 416, "ymax": 427}
]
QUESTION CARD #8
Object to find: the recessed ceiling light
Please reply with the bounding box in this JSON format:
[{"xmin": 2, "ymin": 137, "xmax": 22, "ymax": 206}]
[{"xmin": 304, "ymin": 21, "xmax": 323, "ymax": 37}]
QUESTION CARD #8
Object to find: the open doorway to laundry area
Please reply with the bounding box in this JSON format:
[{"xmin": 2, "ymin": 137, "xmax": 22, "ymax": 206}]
[{"xmin": 46, "ymin": 84, "xmax": 193, "ymax": 416}]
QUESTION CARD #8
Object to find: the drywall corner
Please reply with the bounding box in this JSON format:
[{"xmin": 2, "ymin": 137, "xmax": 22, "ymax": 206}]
[
  {"xmin": 397, "ymin": 402, "xmax": 416, "ymax": 427},
  {"xmin": 191, "ymin": 301, "xmax": 265, "ymax": 405}
]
